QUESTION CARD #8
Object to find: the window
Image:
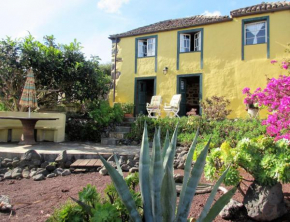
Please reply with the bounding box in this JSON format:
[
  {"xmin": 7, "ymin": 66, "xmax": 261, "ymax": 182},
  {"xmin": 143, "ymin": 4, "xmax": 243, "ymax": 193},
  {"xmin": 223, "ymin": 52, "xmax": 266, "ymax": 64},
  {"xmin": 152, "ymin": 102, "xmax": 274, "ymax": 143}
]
[
  {"xmin": 138, "ymin": 38, "xmax": 155, "ymax": 57},
  {"xmin": 180, "ymin": 31, "xmax": 201, "ymax": 53},
  {"xmin": 245, "ymin": 21, "xmax": 267, "ymax": 45}
]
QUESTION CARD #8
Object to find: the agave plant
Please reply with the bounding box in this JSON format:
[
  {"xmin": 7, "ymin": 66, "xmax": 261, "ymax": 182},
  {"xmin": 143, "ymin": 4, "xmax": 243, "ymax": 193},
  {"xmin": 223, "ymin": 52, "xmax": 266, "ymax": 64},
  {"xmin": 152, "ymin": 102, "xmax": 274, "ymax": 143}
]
[{"xmin": 92, "ymin": 123, "xmax": 236, "ymax": 221}]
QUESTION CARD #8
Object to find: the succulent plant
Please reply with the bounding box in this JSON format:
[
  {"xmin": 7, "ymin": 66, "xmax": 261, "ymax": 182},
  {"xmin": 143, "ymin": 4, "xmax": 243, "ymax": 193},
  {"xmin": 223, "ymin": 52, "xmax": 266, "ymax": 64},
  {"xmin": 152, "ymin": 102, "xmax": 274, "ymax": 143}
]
[{"xmin": 98, "ymin": 123, "xmax": 237, "ymax": 221}]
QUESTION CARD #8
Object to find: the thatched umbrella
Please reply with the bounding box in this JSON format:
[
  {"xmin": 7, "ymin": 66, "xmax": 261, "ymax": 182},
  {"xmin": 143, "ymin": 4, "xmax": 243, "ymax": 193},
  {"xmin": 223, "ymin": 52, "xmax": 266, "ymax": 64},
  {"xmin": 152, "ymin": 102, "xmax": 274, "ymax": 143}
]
[{"xmin": 19, "ymin": 69, "xmax": 38, "ymax": 117}]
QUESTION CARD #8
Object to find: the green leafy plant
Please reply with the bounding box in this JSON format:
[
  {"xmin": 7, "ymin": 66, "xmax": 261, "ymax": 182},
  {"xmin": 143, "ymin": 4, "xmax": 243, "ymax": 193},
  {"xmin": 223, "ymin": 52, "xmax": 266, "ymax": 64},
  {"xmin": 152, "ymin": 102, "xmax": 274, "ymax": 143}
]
[
  {"xmin": 0, "ymin": 102, "xmax": 6, "ymax": 111},
  {"xmin": 78, "ymin": 184, "xmax": 100, "ymax": 207},
  {"xmin": 104, "ymin": 173, "xmax": 142, "ymax": 221},
  {"xmin": 122, "ymin": 103, "xmax": 134, "ymax": 114},
  {"xmin": 90, "ymin": 203, "xmax": 122, "ymax": 222},
  {"xmin": 126, "ymin": 115, "xmax": 266, "ymax": 148},
  {"xmin": 94, "ymin": 123, "xmax": 237, "ymax": 221},
  {"xmin": 47, "ymin": 200, "xmax": 85, "ymax": 222},
  {"xmin": 89, "ymin": 101, "xmax": 123, "ymax": 126},
  {"xmin": 0, "ymin": 35, "xmax": 111, "ymax": 111},
  {"xmin": 205, "ymin": 136, "xmax": 290, "ymax": 186},
  {"xmin": 201, "ymin": 96, "xmax": 232, "ymax": 121}
]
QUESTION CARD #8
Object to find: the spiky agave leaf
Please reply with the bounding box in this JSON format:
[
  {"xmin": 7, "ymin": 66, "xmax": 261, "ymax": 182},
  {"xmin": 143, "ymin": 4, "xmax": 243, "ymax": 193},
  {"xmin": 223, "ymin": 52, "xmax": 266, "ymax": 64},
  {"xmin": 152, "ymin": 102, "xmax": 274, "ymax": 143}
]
[
  {"xmin": 113, "ymin": 152, "xmax": 123, "ymax": 177},
  {"xmin": 197, "ymin": 165, "xmax": 231, "ymax": 222},
  {"xmin": 161, "ymin": 165, "xmax": 176, "ymax": 222},
  {"xmin": 163, "ymin": 126, "xmax": 178, "ymax": 170},
  {"xmin": 139, "ymin": 122, "xmax": 153, "ymax": 222},
  {"xmin": 98, "ymin": 155, "xmax": 142, "ymax": 222},
  {"xmin": 176, "ymin": 139, "xmax": 211, "ymax": 222},
  {"xmin": 150, "ymin": 128, "xmax": 163, "ymax": 221},
  {"xmin": 201, "ymin": 186, "xmax": 238, "ymax": 222},
  {"xmin": 176, "ymin": 129, "xmax": 199, "ymax": 219},
  {"xmin": 162, "ymin": 130, "xmax": 170, "ymax": 161}
]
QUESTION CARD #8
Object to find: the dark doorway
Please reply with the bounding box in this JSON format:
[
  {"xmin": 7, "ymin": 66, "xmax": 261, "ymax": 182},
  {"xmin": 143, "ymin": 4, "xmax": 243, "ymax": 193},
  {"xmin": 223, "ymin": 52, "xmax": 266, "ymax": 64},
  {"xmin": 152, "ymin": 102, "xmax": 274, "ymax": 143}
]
[
  {"xmin": 135, "ymin": 78, "xmax": 155, "ymax": 116},
  {"xmin": 177, "ymin": 75, "xmax": 201, "ymax": 117}
]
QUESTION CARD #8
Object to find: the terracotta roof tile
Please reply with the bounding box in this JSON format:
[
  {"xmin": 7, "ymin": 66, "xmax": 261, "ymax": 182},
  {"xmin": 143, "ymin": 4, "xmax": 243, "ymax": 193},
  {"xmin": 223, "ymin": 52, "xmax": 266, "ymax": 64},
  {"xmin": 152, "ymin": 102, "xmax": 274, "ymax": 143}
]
[
  {"xmin": 230, "ymin": 1, "xmax": 290, "ymax": 17},
  {"xmin": 109, "ymin": 1, "xmax": 290, "ymax": 39},
  {"xmin": 109, "ymin": 15, "xmax": 231, "ymax": 39}
]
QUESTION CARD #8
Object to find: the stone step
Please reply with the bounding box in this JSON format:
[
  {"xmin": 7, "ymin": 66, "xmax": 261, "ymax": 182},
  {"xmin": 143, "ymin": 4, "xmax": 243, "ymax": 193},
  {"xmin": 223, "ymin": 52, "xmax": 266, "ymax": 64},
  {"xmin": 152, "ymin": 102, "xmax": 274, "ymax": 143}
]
[
  {"xmin": 120, "ymin": 122, "xmax": 133, "ymax": 127},
  {"xmin": 101, "ymin": 138, "xmax": 120, "ymax": 146},
  {"xmin": 115, "ymin": 126, "xmax": 131, "ymax": 133},
  {"xmin": 123, "ymin": 117, "xmax": 135, "ymax": 123},
  {"xmin": 109, "ymin": 132, "xmax": 127, "ymax": 139}
]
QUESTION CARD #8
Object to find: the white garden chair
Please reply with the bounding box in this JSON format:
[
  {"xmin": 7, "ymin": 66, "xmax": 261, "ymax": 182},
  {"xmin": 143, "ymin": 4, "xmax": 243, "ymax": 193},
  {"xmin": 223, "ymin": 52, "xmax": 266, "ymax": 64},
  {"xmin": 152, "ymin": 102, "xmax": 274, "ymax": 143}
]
[
  {"xmin": 146, "ymin": 96, "xmax": 162, "ymax": 118},
  {"xmin": 164, "ymin": 94, "xmax": 182, "ymax": 118}
]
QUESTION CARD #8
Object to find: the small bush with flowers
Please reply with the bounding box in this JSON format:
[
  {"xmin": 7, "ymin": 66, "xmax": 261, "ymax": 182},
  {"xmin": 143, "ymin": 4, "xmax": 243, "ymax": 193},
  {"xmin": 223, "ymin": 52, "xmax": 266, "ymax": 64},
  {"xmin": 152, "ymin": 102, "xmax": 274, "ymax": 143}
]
[{"xmin": 242, "ymin": 55, "xmax": 290, "ymax": 141}]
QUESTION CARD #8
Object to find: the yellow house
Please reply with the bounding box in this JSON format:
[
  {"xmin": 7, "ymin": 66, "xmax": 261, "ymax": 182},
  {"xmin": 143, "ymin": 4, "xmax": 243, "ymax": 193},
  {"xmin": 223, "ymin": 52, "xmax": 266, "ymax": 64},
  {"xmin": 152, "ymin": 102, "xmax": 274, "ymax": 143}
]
[{"xmin": 108, "ymin": 2, "xmax": 290, "ymax": 118}]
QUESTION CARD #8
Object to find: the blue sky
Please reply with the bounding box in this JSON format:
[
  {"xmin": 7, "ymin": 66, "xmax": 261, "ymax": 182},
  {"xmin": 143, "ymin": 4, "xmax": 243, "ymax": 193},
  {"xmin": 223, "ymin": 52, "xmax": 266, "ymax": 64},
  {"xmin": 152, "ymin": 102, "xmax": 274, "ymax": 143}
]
[{"xmin": 0, "ymin": 0, "xmax": 263, "ymax": 63}]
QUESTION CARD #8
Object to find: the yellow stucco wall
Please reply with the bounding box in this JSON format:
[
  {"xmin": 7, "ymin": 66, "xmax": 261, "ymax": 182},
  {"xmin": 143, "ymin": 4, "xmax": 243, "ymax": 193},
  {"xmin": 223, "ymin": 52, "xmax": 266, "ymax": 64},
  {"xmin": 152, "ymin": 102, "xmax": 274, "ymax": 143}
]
[{"xmin": 109, "ymin": 11, "xmax": 290, "ymax": 118}]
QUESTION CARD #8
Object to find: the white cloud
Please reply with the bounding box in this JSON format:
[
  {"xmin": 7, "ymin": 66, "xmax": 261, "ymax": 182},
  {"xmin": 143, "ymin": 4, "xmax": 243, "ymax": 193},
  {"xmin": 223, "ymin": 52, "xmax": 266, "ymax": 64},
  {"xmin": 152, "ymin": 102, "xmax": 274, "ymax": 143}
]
[
  {"xmin": 81, "ymin": 33, "xmax": 112, "ymax": 64},
  {"xmin": 97, "ymin": 0, "xmax": 130, "ymax": 13},
  {"xmin": 202, "ymin": 10, "xmax": 222, "ymax": 16}
]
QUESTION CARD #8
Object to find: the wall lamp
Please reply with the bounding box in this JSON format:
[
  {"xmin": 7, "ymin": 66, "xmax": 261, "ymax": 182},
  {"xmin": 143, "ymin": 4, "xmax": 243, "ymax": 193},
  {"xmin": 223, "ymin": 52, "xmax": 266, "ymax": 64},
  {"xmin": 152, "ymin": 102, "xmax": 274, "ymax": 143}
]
[{"xmin": 163, "ymin": 67, "xmax": 168, "ymax": 75}]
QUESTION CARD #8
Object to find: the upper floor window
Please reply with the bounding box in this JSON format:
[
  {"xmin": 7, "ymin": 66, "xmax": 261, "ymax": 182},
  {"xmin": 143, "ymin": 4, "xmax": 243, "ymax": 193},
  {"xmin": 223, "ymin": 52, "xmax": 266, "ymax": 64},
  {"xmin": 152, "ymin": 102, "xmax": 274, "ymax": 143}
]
[
  {"xmin": 180, "ymin": 31, "xmax": 201, "ymax": 53},
  {"xmin": 245, "ymin": 21, "xmax": 267, "ymax": 45},
  {"xmin": 138, "ymin": 38, "xmax": 155, "ymax": 57}
]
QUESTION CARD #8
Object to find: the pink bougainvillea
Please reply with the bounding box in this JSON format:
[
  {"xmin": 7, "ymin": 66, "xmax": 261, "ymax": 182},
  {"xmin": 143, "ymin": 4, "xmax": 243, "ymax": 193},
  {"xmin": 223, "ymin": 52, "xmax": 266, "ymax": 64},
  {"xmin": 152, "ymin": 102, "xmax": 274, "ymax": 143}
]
[
  {"xmin": 243, "ymin": 75, "xmax": 290, "ymax": 141},
  {"xmin": 243, "ymin": 57, "xmax": 290, "ymax": 141}
]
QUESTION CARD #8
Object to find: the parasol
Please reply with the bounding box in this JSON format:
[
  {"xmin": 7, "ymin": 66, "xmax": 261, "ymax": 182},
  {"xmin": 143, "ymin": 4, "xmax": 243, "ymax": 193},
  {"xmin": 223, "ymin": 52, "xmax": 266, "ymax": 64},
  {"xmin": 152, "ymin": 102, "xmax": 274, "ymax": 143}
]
[{"xmin": 19, "ymin": 69, "xmax": 38, "ymax": 117}]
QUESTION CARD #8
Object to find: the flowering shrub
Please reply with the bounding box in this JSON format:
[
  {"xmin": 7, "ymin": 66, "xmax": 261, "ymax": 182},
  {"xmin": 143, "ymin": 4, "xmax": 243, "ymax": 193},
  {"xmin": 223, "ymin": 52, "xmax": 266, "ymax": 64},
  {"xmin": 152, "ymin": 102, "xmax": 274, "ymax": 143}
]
[
  {"xmin": 201, "ymin": 96, "xmax": 232, "ymax": 120},
  {"xmin": 242, "ymin": 87, "xmax": 260, "ymax": 109},
  {"xmin": 243, "ymin": 50, "xmax": 290, "ymax": 141},
  {"xmin": 243, "ymin": 75, "xmax": 290, "ymax": 141},
  {"xmin": 205, "ymin": 137, "xmax": 290, "ymax": 186}
]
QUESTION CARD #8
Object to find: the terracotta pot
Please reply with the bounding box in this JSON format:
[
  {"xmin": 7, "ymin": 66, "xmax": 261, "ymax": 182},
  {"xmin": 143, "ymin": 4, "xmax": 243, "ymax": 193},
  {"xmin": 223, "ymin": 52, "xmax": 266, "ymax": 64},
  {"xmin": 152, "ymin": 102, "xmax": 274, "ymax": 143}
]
[
  {"xmin": 248, "ymin": 108, "xmax": 259, "ymax": 118},
  {"xmin": 124, "ymin": 113, "xmax": 133, "ymax": 118}
]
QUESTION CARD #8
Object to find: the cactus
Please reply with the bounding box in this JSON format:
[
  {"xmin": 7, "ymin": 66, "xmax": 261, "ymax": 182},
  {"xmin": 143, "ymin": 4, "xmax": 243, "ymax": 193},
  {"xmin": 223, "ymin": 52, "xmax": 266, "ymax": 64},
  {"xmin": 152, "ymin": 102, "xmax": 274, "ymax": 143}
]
[{"xmin": 99, "ymin": 123, "xmax": 237, "ymax": 221}]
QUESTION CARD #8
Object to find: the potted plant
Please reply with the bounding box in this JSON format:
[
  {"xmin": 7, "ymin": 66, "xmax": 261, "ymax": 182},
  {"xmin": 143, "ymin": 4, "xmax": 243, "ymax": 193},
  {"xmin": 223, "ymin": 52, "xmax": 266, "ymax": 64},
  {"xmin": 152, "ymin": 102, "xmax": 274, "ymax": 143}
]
[
  {"xmin": 122, "ymin": 103, "xmax": 134, "ymax": 118},
  {"xmin": 242, "ymin": 87, "xmax": 259, "ymax": 118}
]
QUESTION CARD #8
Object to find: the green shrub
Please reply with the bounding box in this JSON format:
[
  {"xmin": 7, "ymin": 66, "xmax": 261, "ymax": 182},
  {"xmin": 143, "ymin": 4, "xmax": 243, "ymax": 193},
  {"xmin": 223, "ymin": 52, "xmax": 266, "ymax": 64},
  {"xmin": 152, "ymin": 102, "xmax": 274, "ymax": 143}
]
[
  {"xmin": 201, "ymin": 96, "xmax": 232, "ymax": 121},
  {"xmin": 47, "ymin": 200, "xmax": 85, "ymax": 222},
  {"xmin": 0, "ymin": 102, "xmax": 6, "ymax": 111},
  {"xmin": 89, "ymin": 101, "xmax": 123, "ymax": 126},
  {"xmin": 104, "ymin": 173, "xmax": 142, "ymax": 221},
  {"xmin": 48, "ymin": 184, "xmax": 125, "ymax": 222},
  {"xmin": 66, "ymin": 101, "xmax": 124, "ymax": 142},
  {"xmin": 205, "ymin": 137, "xmax": 290, "ymax": 186},
  {"xmin": 90, "ymin": 203, "xmax": 121, "ymax": 222},
  {"xmin": 127, "ymin": 115, "xmax": 266, "ymax": 147},
  {"xmin": 79, "ymin": 184, "xmax": 100, "ymax": 207},
  {"xmin": 121, "ymin": 103, "xmax": 134, "ymax": 114},
  {"xmin": 66, "ymin": 113, "xmax": 101, "ymax": 142}
]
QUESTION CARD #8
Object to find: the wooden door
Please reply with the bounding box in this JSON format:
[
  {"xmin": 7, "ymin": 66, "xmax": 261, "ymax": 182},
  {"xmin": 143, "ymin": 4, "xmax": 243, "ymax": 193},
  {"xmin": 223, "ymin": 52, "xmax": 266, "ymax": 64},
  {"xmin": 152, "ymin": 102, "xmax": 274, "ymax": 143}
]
[
  {"xmin": 136, "ymin": 80, "xmax": 147, "ymax": 115},
  {"xmin": 179, "ymin": 78, "xmax": 187, "ymax": 116}
]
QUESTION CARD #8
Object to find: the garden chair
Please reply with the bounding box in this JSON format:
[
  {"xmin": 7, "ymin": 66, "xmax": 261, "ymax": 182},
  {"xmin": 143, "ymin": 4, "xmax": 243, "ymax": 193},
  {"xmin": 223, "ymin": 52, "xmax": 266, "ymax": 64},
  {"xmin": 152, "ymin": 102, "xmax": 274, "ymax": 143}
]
[
  {"xmin": 146, "ymin": 95, "xmax": 162, "ymax": 118},
  {"xmin": 164, "ymin": 94, "xmax": 182, "ymax": 118}
]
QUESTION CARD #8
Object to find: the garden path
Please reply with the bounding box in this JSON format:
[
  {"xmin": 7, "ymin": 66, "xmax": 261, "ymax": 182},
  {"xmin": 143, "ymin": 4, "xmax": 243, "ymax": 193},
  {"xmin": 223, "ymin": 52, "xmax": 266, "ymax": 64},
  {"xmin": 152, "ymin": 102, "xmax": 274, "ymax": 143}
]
[{"xmin": 0, "ymin": 142, "xmax": 141, "ymax": 160}]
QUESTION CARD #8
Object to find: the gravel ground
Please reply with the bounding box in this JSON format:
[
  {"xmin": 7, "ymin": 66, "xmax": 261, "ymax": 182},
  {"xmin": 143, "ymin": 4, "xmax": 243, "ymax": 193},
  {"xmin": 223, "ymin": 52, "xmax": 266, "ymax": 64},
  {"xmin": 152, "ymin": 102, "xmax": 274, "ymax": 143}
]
[{"xmin": 0, "ymin": 169, "xmax": 289, "ymax": 222}]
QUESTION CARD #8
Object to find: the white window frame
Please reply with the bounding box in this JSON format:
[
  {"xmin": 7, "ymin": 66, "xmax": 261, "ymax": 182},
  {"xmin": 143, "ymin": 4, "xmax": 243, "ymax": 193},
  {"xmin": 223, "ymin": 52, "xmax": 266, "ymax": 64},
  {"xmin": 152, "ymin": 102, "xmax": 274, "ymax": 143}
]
[
  {"xmin": 194, "ymin": 32, "xmax": 201, "ymax": 51},
  {"xmin": 138, "ymin": 38, "xmax": 155, "ymax": 58},
  {"xmin": 147, "ymin": 38, "xmax": 155, "ymax": 56},
  {"xmin": 180, "ymin": 34, "xmax": 191, "ymax": 52},
  {"xmin": 180, "ymin": 31, "xmax": 201, "ymax": 52},
  {"xmin": 244, "ymin": 21, "xmax": 267, "ymax": 45}
]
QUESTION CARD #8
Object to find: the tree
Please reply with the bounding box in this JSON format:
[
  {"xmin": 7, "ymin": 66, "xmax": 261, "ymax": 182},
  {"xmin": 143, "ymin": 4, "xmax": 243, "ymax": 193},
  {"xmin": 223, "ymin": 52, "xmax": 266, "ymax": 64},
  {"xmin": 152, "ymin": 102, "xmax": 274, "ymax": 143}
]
[
  {"xmin": 0, "ymin": 35, "xmax": 111, "ymax": 111},
  {"xmin": 99, "ymin": 63, "xmax": 111, "ymax": 76}
]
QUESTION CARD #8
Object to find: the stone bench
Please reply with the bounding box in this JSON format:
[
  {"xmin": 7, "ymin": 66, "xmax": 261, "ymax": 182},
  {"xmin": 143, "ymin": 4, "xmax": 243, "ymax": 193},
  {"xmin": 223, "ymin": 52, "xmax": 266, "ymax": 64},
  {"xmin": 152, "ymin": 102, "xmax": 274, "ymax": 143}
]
[{"xmin": 0, "ymin": 112, "xmax": 66, "ymax": 143}]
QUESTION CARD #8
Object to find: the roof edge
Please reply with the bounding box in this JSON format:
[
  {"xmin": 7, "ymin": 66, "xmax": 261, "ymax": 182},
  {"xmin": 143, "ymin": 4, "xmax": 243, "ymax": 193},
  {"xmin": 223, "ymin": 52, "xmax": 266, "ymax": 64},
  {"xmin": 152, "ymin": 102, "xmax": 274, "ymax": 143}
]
[
  {"xmin": 231, "ymin": 5, "xmax": 290, "ymax": 17},
  {"xmin": 108, "ymin": 17, "xmax": 233, "ymax": 40}
]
